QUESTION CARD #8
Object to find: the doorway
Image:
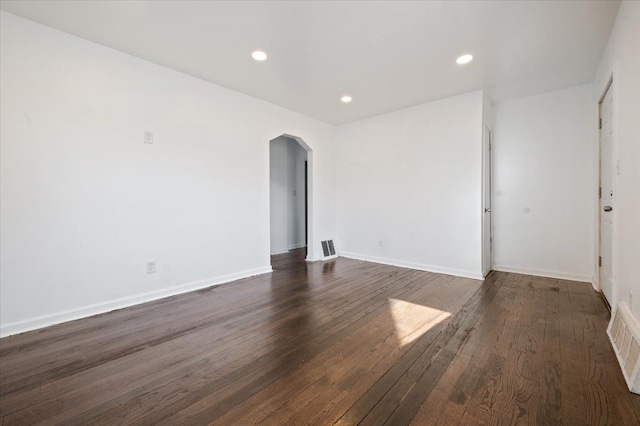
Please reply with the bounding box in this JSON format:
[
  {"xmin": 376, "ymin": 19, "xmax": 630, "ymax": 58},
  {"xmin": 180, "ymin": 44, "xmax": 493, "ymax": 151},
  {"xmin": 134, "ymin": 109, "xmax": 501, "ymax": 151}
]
[
  {"xmin": 269, "ymin": 135, "xmax": 311, "ymax": 262},
  {"xmin": 482, "ymin": 124, "xmax": 493, "ymax": 277},
  {"xmin": 599, "ymin": 79, "xmax": 614, "ymax": 305}
]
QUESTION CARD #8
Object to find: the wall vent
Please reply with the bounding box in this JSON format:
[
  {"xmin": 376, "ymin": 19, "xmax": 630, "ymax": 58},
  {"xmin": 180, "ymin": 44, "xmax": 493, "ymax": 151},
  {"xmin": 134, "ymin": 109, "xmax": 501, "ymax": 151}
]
[
  {"xmin": 607, "ymin": 303, "xmax": 640, "ymax": 394},
  {"xmin": 321, "ymin": 240, "xmax": 338, "ymax": 260}
]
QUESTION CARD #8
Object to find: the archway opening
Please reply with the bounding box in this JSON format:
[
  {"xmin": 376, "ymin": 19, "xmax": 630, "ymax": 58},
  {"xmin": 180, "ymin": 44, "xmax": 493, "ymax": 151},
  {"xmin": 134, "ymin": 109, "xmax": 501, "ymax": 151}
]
[{"xmin": 269, "ymin": 134, "xmax": 313, "ymax": 265}]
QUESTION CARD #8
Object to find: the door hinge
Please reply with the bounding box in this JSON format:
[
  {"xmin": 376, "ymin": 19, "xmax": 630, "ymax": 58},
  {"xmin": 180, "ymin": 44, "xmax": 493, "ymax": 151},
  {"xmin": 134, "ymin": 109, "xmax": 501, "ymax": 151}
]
[
  {"xmin": 599, "ymin": 118, "xmax": 602, "ymax": 129},
  {"xmin": 599, "ymin": 256, "xmax": 602, "ymax": 267},
  {"xmin": 599, "ymin": 187, "xmax": 602, "ymax": 199}
]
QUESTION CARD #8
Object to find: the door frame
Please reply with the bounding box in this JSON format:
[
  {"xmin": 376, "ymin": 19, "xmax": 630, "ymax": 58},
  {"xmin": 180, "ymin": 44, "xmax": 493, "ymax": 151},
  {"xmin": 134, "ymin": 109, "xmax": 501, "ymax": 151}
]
[
  {"xmin": 597, "ymin": 75, "xmax": 615, "ymax": 303},
  {"xmin": 304, "ymin": 160, "xmax": 308, "ymax": 257},
  {"xmin": 481, "ymin": 123, "xmax": 493, "ymax": 277}
]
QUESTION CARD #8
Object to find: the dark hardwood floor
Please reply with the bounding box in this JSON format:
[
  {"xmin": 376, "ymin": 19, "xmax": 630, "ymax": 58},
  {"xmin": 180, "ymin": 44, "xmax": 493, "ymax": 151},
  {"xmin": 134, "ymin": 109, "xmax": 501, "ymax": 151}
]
[{"xmin": 1, "ymin": 249, "xmax": 638, "ymax": 425}]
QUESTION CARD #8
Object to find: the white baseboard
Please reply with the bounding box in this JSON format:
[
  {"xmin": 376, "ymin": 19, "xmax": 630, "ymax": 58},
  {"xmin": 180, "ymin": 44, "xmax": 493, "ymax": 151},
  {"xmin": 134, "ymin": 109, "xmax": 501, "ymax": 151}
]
[
  {"xmin": 0, "ymin": 266, "xmax": 272, "ymax": 338},
  {"xmin": 321, "ymin": 254, "xmax": 338, "ymax": 261},
  {"xmin": 339, "ymin": 252, "xmax": 483, "ymax": 281},
  {"xmin": 492, "ymin": 265, "xmax": 591, "ymax": 283},
  {"xmin": 591, "ymin": 276, "xmax": 599, "ymax": 291},
  {"xmin": 273, "ymin": 244, "xmax": 305, "ymax": 255}
]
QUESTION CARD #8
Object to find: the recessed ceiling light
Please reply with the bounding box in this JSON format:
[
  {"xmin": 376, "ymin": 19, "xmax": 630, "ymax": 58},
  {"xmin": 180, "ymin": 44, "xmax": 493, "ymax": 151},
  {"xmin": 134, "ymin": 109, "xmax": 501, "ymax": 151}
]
[
  {"xmin": 252, "ymin": 50, "xmax": 268, "ymax": 61},
  {"xmin": 341, "ymin": 95, "xmax": 352, "ymax": 103},
  {"xmin": 456, "ymin": 54, "xmax": 473, "ymax": 65}
]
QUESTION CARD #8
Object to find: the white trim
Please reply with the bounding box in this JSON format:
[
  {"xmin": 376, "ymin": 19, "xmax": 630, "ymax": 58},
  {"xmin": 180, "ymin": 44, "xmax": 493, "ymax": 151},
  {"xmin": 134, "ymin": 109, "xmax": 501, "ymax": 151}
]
[
  {"xmin": 592, "ymin": 68, "xmax": 616, "ymax": 294},
  {"xmin": 593, "ymin": 96, "xmax": 601, "ymax": 292},
  {"xmin": 481, "ymin": 121, "xmax": 493, "ymax": 278},
  {"xmin": 340, "ymin": 252, "xmax": 483, "ymax": 281},
  {"xmin": 595, "ymin": 73, "xmax": 617, "ymax": 306},
  {"xmin": 591, "ymin": 276, "xmax": 598, "ymax": 291},
  {"xmin": 493, "ymin": 265, "xmax": 591, "ymax": 283},
  {"xmin": 270, "ymin": 248, "xmax": 290, "ymax": 255},
  {"xmin": 272, "ymin": 243, "xmax": 305, "ymax": 255},
  {"xmin": 0, "ymin": 266, "xmax": 272, "ymax": 338}
]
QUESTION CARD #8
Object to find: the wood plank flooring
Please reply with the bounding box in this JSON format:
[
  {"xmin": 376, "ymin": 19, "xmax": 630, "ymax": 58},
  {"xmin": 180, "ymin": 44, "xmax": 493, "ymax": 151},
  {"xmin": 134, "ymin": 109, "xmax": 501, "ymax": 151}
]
[{"xmin": 1, "ymin": 249, "xmax": 638, "ymax": 425}]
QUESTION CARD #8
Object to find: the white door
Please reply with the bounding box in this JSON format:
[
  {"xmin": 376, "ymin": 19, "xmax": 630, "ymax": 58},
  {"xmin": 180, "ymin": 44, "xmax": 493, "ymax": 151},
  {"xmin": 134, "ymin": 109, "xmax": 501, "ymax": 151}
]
[
  {"xmin": 482, "ymin": 125, "xmax": 493, "ymax": 277},
  {"xmin": 600, "ymin": 82, "xmax": 614, "ymax": 304}
]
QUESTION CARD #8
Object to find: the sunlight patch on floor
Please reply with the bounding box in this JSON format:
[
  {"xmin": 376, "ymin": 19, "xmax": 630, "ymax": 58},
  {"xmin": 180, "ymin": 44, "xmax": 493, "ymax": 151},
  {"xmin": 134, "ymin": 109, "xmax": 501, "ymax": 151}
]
[{"xmin": 388, "ymin": 298, "xmax": 451, "ymax": 347}]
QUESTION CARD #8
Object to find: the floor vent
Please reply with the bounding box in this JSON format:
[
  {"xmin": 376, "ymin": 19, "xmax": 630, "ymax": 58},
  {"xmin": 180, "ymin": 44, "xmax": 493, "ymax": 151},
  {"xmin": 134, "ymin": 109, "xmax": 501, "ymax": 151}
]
[
  {"xmin": 607, "ymin": 303, "xmax": 640, "ymax": 394},
  {"xmin": 321, "ymin": 240, "xmax": 338, "ymax": 260}
]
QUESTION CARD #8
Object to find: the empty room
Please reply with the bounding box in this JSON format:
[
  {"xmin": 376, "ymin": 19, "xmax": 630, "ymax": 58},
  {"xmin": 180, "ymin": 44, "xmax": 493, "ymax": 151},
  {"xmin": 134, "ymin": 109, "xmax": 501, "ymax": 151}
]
[{"xmin": 1, "ymin": 1, "xmax": 639, "ymax": 424}]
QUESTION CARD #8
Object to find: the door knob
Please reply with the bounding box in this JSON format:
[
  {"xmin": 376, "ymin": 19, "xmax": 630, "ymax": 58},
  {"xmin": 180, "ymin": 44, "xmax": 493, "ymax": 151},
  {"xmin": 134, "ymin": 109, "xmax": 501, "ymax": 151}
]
[
  {"xmin": 484, "ymin": 208, "xmax": 491, "ymax": 213},
  {"xmin": 604, "ymin": 206, "xmax": 613, "ymax": 212}
]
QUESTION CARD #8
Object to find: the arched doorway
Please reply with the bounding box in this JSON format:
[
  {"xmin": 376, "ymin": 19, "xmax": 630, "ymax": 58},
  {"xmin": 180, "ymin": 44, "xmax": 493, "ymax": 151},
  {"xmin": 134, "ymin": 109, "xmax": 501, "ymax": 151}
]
[{"xmin": 269, "ymin": 134, "xmax": 313, "ymax": 264}]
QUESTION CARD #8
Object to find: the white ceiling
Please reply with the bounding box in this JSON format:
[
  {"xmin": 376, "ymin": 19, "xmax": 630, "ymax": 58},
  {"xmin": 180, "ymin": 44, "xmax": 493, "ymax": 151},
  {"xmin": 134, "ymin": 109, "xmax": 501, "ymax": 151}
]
[{"xmin": 0, "ymin": 1, "xmax": 620, "ymax": 125}]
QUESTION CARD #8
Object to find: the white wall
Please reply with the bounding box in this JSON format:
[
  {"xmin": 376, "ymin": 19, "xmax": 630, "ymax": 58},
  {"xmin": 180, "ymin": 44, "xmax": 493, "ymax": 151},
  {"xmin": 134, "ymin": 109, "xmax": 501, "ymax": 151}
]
[
  {"xmin": 270, "ymin": 137, "xmax": 289, "ymax": 254},
  {"xmin": 492, "ymin": 84, "xmax": 595, "ymax": 281},
  {"xmin": 287, "ymin": 139, "xmax": 307, "ymax": 249},
  {"xmin": 3, "ymin": 5, "xmax": 635, "ymax": 338},
  {"xmin": 336, "ymin": 91, "xmax": 485, "ymax": 279},
  {"xmin": 593, "ymin": 1, "xmax": 640, "ymax": 323},
  {"xmin": 0, "ymin": 12, "xmax": 336, "ymax": 336},
  {"xmin": 269, "ymin": 136, "xmax": 307, "ymax": 254},
  {"xmin": 483, "ymin": 93, "xmax": 494, "ymax": 129}
]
